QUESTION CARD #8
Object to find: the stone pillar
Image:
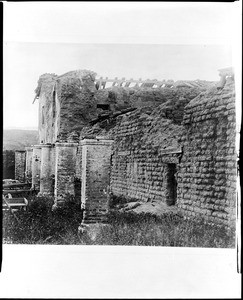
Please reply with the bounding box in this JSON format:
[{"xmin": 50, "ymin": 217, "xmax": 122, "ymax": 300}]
[
  {"xmin": 32, "ymin": 145, "xmax": 42, "ymax": 190},
  {"xmin": 80, "ymin": 138, "xmax": 114, "ymax": 224},
  {"xmin": 3, "ymin": 150, "xmax": 15, "ymax": 179},
  {"xmin": 50, "ymin": 144, "xmax": 56, "ymax": 195},
  {"xmin": 15, "ymin": 150, "xmax": 26, "ymax": 182},
  {"xmin": 40, "ymin": 144, "xmax": 53, "ymax": 195},
  {"xmin": 53, "ymin": 142, "xmax": 78, "ymax": 207},
  {"xmin": 25, "ymin": 147, "xmax": 33, "ymax": 183}
]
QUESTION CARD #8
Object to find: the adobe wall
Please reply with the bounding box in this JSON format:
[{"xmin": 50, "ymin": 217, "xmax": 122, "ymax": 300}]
[
  {"xmin": 109, "ymin": 106, "xmax": 184, "ymax": 204},
  {"xmin": 2, "ymin": 150, "xmax": 15, "ymax": 179},
  {"xmin": 88, "ymin": 75, "xmax": 237, "ymax": 227},
  {"xmin": 94, "ymin": 85, "xmax": 205, "ymax": 112},
  {"xmin": 177, "ymin": 77, "xmax": 236, "ymax": 227},
  {"xmin": 15, "ymin": 150, "xmax": 26, "ymax": 182},
  {"xmin": 78, "ymin": 93, "xmax": 193, "ymax": 205}
]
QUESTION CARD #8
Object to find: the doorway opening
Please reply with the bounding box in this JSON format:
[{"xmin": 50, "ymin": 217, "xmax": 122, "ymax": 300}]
[{"xmin": 165, "ymin": 163, "xmax": 177, "ymax": 206}]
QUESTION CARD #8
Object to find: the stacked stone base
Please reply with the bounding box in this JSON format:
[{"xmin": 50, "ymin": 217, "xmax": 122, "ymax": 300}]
[{"xmin": 81, "ymin": 213, "xmax": 109, "ymax": 224}]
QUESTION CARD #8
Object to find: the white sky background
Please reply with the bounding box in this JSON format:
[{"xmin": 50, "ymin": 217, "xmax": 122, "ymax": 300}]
[
  {"xmin": 3, "ymin": 2, "xmax": 240, "ymax": 129},
  {"xmin": 1, "ymin": 2, "xmax": 242, "ymax": 299}
]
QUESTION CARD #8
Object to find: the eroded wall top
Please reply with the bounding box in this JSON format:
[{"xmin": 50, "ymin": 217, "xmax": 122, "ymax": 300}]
[{"xmin": 34, "ymin": 69, "xmax": 216, "ymax": 144}]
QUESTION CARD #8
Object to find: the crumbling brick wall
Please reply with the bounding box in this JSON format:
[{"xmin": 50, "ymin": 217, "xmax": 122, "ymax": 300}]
[
  {"xmin": 2, "ymin": 150, "xmax": 15, "ymax": 179},
  {"xmin": 78, "ymin": 90, "xmax": 199, "ymax": 205},
  {"xmin": 82, "ymin": 76, "xmax": 237, "ymax": 227},
  {"xmin": 94, "ymin": 85, "xmax": 205, "ymax": 112},
  {"xmin": 35, "ymin": 69, "xmax": 210, "ymax": 144},
  {"xmin": 109, "ymin": 105, "xmax": 184, "ymax": 204},
  {"xmin": 177, "ymin": 77, "xmax": 236, "ymax": 227},
  {"xmin": 57, "ymin": 70, "xmax": 97, "ymax": 141}
]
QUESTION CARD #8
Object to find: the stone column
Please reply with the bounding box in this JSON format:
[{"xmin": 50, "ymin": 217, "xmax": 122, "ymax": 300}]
[
  {"xmin": 50, "ymin": 144, "xmax": 56, "ymax": 195},
  {"xmin": 40, "ymin": 144, "xmax": 53, "ymax": 195},
  {"xmin": 15, "ymin": 150, "xmax": 26, "ymax": 182},
  {"xmin": 3, "ymin": 150, "xmax": 15, "ymax": 180},
  {"xmin": 32, "ymin": 145, "xmax": 42, "ymax": 190},
  {"xmin": 25, "ymin": 147, "xmax": 33, "ymax": 183},
  {"xmin": 80, "ymin": 138, "xmax": 114, "ymax": 224},
  {"xmin": 53, "ymin": 142, "xmax": 78, "ymax": 207}
]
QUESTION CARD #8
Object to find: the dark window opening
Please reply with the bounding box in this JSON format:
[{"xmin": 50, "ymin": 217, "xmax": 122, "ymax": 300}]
[
  {"xmin": 165, "ymin": 163, "xmax": 177, "ymax": 206},
  {"xmin": 97, "ymin": 104, "xmax": 110, "ymax": 111}
]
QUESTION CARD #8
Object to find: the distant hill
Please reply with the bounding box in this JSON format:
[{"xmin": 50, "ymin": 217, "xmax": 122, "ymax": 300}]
[{"xmin": 3, "ymin": 129, "xmax": 39, "ymax": 151}]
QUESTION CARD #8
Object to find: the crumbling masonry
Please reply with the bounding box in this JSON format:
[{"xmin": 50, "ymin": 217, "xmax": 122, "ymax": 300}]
[{"xmin": 14, "ymin": 67, "xmax": 237, "ymax": 227}]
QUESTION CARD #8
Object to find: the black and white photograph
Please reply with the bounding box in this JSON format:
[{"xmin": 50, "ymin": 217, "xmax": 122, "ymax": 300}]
[{"xmin": 1, "ymin": 2, "xmax": 241, "ymax": 298}]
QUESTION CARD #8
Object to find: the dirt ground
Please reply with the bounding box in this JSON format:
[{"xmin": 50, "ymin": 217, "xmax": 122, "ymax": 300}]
[{"xmin": 114, "ymin": 199, "xmax": 179, "ymax": 216}]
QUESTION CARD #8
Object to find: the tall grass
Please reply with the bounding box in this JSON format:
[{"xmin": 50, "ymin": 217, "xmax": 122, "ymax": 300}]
[
  {"xmin": 2, "ymin": 196, "xmax": 235, "ymax": 247},
  {"xmin": 3, "ymin": 196, "xmax": 83, "ymax": 244},
  {"xmin": 89, "ymin": 211, "xmax": 235, "ymax": 248}
]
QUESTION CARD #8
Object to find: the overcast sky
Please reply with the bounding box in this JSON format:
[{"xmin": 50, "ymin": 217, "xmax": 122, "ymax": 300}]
[{"xmin": 3, "ymin": 2, "xmax": 241, "ymax": 129}]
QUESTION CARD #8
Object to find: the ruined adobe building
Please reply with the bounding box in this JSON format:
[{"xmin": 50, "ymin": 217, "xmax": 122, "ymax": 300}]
[{"xmin": 14, "ymin": 67, "xmax": 237, "ymax": 227}]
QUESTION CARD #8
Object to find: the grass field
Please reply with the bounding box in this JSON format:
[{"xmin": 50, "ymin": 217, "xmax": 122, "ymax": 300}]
[{"xmin": 2, "ymin": 196, "xmax": 235, "ymax": 248}]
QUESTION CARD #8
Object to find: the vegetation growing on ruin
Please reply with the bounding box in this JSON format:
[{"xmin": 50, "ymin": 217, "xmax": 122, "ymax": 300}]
[{"xmin": 3, "ymin": 196, "xmax": 235, "ymax": 248}]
